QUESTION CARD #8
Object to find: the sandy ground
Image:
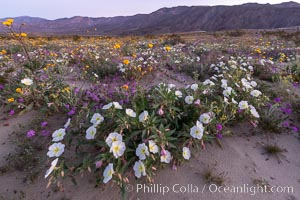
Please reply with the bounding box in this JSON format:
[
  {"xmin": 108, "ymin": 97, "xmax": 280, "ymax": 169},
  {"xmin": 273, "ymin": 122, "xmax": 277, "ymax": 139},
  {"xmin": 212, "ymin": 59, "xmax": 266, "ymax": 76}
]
[{"xmin": 0, "ymin": 110, "xmax": 299, "ymax": 200}]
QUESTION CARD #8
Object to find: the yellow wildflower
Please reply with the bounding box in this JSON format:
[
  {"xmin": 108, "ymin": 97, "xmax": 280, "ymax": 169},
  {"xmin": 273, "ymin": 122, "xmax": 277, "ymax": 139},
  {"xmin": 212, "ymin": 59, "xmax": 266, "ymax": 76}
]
[
  {"xmin": 20, "ymin": 33, "xmax": 27, "ymax": 37},
  {"xmin": 123, "ymin": 59, "xmax": 130, "ymax": 65},
  {"xmin": 7, "ymin": 97, "xmax": 15, "ymax": 103},
  {"xmin": 16, "ymin": 88, "xmax": 22, "ymax": 94},
  {"xmin": 165, "ymin": 46, "xmax": 171, "ymax": 51},
  {"xmin": 148, "ymin": 43, "xmax": 153, "ymax": 48},
  {"xmin": 121, "ymin": 84, "xmax": 129, "ymax": 90},
  {"xmin": 114, "ymin": 44, "xmax": 121, "ymax": 49}
]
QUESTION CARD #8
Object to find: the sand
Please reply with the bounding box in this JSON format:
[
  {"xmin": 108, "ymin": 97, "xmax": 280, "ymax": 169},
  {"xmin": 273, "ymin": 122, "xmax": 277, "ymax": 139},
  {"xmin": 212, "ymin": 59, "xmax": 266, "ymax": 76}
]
[{"xmin": 0, "ymin": 111, "xmax": 299, "ymax": 200}]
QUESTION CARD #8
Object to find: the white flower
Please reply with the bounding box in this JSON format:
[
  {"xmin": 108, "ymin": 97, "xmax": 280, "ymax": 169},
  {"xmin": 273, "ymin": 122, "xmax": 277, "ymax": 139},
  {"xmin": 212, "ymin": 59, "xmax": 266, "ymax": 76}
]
[
  {"xmin": 47, "ymin": 142, "xmax": 65, "ymax": 158},
  {"xmin": 251, "ymin": 81, "xmax": 257, "ymax": 87},
  {"xmin": 190, "ymin": 123, "xmax": 204, "ymax": 139},
  {"xmin": 160, "ymin": 150, "xmax": 171, "ymax": 163},
  {"xmin": 133, "ymin": 160, "xmax": 146, "ymax": 178},
  {"xmin": 183, "ymin": 147, "xmax": 191, "ymax": 160},
  {"xmin": 126, "ymin": 109, "xmax": 136, "ymax": 118},
  {"xmin": 105, "ymin": 132, "xmax": 122, "ymax": 147},
  {"xmin": 191, "ymin": 84, "xmax": 198, "ymax": 91},
  {"xmin": 113, "ymin": 102, "xmax": 123, "ymax": 109},
  {"xmin": 139, "ymin": 111, "xmax": 149, "ymax": 122},
  {"xmin": 103, "ymin": 163, "xmax": 114, "ymax": 184},
  {"xmin": 239, "ymin": 101, "xmax": 249, "ymax": 110},
  {"xmin": 250, "ymin": 90, "xmax": 262, "ymax": 97},
  {"xmin": 250, "ymin": 105, "xmax": 260, "ymax": 118},
  {"xmin": 64, "ymin": 118, "xmax": 71, "ymax": 129},
  {"xmin": 148, "ymin": 140, "xmax": 159, "ymax": 154},
  {"xmin": 90, "ymin": 113, "xmax": 104, "ymax": 126},
  {"xmin": 203, "ymin": 79, "xmax": 215, "ymax": 86},
  {"xmin": 85, "ymin": 126, "xmax": 97, "ymax": 140},
  {"xmin": 232, "ymin": 98, "xmax": 238, "ymax": 104},
  {"xmin": 223, "ymin": 87, "xmax": 233, "ymax": 97},
  {"xmin": 45, "ymin": 158, "xmax": 58, "ymax": 178},
  {"xmin": 199, "ymin": 113, "xmax": 212, "ymax": 124},
  {"xmin": 21, "ymin": 78, "xmax": 33, "ymax": 86},
  {"xmin": 110, "ymin": 141, "xmax": 126, "ymax": 158},
  {"xmin": 175, "ymin": 90, "xmax": 183, "ymax": 98},
  {"xmin": 52, "ymin": 128, "xmax": 66, "ymax": 142},
  {"xmin": 221, "ymin": 79, "xmax": 228, "ymax": 88},
  {"xmin": 185, "ymin": 96, "xmax": 194, "ymax": 104},
  {"xmin": 102, "ymin": 103, "xmax": 112, "ymax": 109},
  {"xmin": 136, "ymin": 143, "xmax": 149, "ymax": 160}
]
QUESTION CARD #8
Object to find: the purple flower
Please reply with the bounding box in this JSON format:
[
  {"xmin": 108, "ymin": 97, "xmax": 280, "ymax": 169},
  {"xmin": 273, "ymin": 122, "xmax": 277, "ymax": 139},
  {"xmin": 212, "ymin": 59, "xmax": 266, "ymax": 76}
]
[
  {"xmin": 274, "ymin": 97, "xmax": 281, "ymax": 103},
  {"xmin": 216, "ymin": 124, "xmax": 223, "ymax": 131},
  {"xmin": 41, "ymin": 130, "xmax": 50, "ymax": 136},
  {"xmin": 291, "ymin": 126, "xmax": 299, "ymax": 132},
  {"xmin": 18, "ymin": 98, "xmax": 24, "ymax": 103},
  {"xmin": 282, "ymin": 121, "xmax": 289, "ymax": 127},
  {"xmin": 216, "ymin": 133, "xmax": 223, "ymax": 139},
  {"xmin": 95, "ymin": 160, "xmax": 103, "ymax": 168},
  {"xmin": 0, "ymin": 84, "xmax": 4, "ymax": 90},
  {"xmin": 41, "ymin": 121, "xmax": 48, "ymax": 127},
  {"xmin": 74, "ymin": 87, "xmax": 80, "ymax": 94},
  {"xmin": 26, "ymin": 130, "xmax": 36, "ymax": 138},
  {"xmin": 68, "ymin": 107, "xmax": 76, "ymax": 116},
  {"xmin": 9, "ymin": 110, "xmax": 15, "ymax": 116},
  {"xmin": 281, "ymin": 107, "xmax": 292, "ymax": 115}
]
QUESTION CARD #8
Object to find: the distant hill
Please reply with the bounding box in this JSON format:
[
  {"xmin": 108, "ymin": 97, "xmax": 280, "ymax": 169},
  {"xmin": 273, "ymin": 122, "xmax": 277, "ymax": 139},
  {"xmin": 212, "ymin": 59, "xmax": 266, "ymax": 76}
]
[{"xmin": 1, "ymin": 1, "xmax": 300, "ymax": 35}]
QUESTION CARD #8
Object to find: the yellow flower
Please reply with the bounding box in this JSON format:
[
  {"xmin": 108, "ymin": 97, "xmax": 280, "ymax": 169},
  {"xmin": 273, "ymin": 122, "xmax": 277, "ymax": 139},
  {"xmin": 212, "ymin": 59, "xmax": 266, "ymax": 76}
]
[
  {"xmin": 20, "ymin": 33, "xmax": 27, "ymax": 37},
  {"xmin": 114, "ymin": 44, "xmax": 121, "ymax": 49},
  {"xmin": 121, "ymin": 84, "xmax": 129, "ymax": 90},
  {"xmin": 7, "ymin": 97, "xmax": 15, "ymax": 103},
  {"xmin": 0, "ymin": 50, "xmax": 7, "ymax": 55},
  {"xmin": 16, "ymin": 88, "xmax": 23, "ymax": 94},
  {"xmin": 123, "ymin": 59, "xmax": 130, "ymax": 65},
  {"xmin": 2, "ymin": 19, "xmax": 13, "ymax": 26},
  {"xmin": 148, "ymin": 43, "xmax": 153, "ymax": 48},
  {"xmin": 165, "ymin": 46, "xmax": 171, "ymax": 51}
]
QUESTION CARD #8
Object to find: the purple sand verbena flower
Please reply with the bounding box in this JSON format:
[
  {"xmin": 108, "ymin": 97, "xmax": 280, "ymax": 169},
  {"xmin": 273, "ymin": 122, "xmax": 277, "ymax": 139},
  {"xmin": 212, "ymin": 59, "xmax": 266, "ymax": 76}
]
[
  {"xmin": 41, "ymin": 121, "xmax": 48, "ymax": 127},
  {"xmin": 9, "ymin": 110, "xmax": 15, "ymax": 116},
  {"xmin": 26, "ymin": 130, "xmax": 36, "ymax": 138},
  {"xmin": 216, "ymin": 124, "xmax": 223, "ymax": 131},
  {"xmin": 274, "ymin": 97, "xmax": 281, "ymax": 103}
]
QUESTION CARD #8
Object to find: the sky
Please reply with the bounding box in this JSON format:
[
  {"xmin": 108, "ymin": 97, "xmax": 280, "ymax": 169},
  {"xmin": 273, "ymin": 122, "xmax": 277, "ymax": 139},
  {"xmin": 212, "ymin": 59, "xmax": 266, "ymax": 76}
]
[{"xmin": 1, "ymin": 0, "xmax": 299, "ymax": 19}]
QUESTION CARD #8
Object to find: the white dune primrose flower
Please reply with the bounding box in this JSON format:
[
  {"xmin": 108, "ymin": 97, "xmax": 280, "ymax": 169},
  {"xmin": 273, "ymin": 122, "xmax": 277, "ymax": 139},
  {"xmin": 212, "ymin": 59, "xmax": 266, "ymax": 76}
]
[
  {"xmin": 160, "ymin": 150, "xmax": 171, "ymax": 163},
  {"xmin": 223, "ymin": 87, "xmax": 233, "ymax": 97},
  {"xmin": 182, "ymin": 147, "xmax": 191, "ymax": 160},
  {"xmin": 52, "ymin": 128, "xmax": 66, "ymax": 142},
  {"xmin": 250, "ymin": 90, "xmax": 262, "ymax": 97},
  {"xmin": 45, "ymin": 158, "xmax": 58, "ymax": 178},
  {"xmin": 148, "ymin": 140, "xmax": 159, "ymax": 154},
  {"xmin": 126, "ymin": 109, "xmax": 136, "ymax": 118},
  {"xmin": 190, "ymin": 122, "xmax": 204, "ymax": 139},
  {"xmin": 133, "ymin": 160, "xmax": 146, "ymax": 178},
  {"xmin": 136, "ymin": 143, "xmax": 149, "ymax": 160},
  {"xmin": 175, "ymin": 90, "xmax": 183, "ymax": 98},
  {"xmin": 21, "ymin": 78, "xmax": 33, "ymax": 86},
  {"xmin": 185, "ymin": 96, "xmax": 194, "ymax": 104},
  {"xmin": 105, "ymin": 132, "xmax": 122, "ymax": 147},
  {"xmin": 199, "ymin": 113, "xmax": 212, "ymax": 124},
  {"xmin": 103, "ymin": 163, "xmax": 114, "ymax": 184},
  {"xmin": 64, "ymin": 118, "xmax": 71, "ymax": 129},
  {"xmin": 191, "ymin": 84, "xmax": 198, "ymax": 91},
  {"xmin": 86, "ymin": 126, "xmax": 97, "ymax": 140},
  {"xmin": 90, "ymin": 113, "xmax": 104, "ymax": 126},
  {"xmin": 139, "ymin": 111, "xmax": 149, "ymax": 122},
  {"xmin": 47, "ymin": 142, "xmax": 65, "ymax": 158},
  {"xmin": 102, "ymin": 102, "xmax": 112, "ymax": 109},
  {"xmin": 239, "ymin": 101, "xmax": 249, "ymax": 110},
  {"xmin": 110, "ymin": 141, "xmax": 126, "ymax": 158},
  {"xmin": 113, "ymin": 102, "xmax": 123, "ymax": 109},
  {"xmin": 250, "ymin": 105, "xmax": 260, "ymax": 118}
]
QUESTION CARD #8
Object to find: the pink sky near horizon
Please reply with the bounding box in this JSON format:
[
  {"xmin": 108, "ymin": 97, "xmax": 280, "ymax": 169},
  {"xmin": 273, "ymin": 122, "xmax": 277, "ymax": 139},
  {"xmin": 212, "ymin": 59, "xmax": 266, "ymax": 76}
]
[{"xmin": 1, "ymin": 0, "xmax": 299, "ymax": 19}]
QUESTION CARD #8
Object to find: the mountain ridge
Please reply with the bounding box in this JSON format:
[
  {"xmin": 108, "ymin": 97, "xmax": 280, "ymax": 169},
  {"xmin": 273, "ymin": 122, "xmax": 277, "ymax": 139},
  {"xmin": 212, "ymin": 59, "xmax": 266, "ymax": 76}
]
[{"xmin": 1, "ymin": 1, "xmax": 300, "ymax": 35}]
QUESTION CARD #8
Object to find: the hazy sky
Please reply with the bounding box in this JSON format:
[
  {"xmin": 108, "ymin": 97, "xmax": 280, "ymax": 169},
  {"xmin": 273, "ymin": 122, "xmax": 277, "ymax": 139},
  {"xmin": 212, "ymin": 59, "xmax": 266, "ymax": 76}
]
[{"xmin": 1, "ymin": 0, "xmax": 299, "ymax": 19}]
